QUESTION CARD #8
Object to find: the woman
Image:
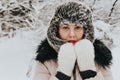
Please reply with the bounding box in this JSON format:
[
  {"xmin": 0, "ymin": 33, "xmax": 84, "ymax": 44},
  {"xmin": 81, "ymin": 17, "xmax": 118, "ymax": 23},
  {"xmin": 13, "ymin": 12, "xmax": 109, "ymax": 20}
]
[{"xmin": 33, "ymin": 1, "xmax": 113, "ymax": 80}]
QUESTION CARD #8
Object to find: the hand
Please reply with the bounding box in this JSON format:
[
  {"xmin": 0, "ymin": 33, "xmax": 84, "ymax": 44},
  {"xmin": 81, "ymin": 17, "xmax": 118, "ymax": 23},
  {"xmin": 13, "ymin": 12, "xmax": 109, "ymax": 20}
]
[
  {"xmin": 75, "ymin": 39, "xmax": 97, "ymax": 79},
  {"xmin": 57, "ymin": 43, "xmax": 76, "ymax": 76}
]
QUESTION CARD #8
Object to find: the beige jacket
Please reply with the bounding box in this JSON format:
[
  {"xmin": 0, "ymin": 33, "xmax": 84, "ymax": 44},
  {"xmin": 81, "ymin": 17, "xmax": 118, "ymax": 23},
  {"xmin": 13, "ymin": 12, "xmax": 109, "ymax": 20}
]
[{"xmin": 33, "ymin": 60, "xmax": 113, "ymax": 80}]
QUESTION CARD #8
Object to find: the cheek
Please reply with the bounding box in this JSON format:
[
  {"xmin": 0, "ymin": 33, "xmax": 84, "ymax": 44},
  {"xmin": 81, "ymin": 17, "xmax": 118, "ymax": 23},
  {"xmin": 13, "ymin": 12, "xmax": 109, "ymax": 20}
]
[
  {"xmin": 76, "ymin": 31, "xmax": 84, "ymax": 40},
  {"xmin": 59, "ymin": 30, "xmax": 68, "ymax": 40}
]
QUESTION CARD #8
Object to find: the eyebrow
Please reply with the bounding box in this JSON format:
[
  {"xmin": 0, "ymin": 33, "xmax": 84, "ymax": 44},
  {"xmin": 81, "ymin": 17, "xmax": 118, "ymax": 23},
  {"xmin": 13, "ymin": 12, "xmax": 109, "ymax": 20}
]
[
  {"xmin": 60, "ymin": 22, "xmax": 83, "ymax": 27},
  {"xmin": 62, "ymin": 23, "xmax": 68, "ymax": 25}
]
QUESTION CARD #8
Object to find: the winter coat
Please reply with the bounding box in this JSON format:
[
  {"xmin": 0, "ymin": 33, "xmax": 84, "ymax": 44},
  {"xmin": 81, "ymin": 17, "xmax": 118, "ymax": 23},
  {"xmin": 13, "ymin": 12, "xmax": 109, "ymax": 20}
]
[
  {"xmin": 33, "ymin": 1, "xmax": 113, "ymax": 80},
  {"xmin": 33, "ymin": 39, "xmax": 113, "ymax": 80}
]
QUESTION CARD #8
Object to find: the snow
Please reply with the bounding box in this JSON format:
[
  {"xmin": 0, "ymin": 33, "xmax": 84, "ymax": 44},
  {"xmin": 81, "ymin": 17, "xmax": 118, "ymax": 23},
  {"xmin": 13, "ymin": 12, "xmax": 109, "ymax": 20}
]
[
  {"xmin": 110, "ymin": 29, "xmax": 120, "ymax": 80},
  {"xmin": 0, "ymin": 31, "xmax": 37, "ymax": 80},
  {"xmin": 0, "ymin": 38, "xmax": 28, "ymax": 80},
  {"xmin": 112, "ymin": 47, "xmax": 120, "ymax": 80}
]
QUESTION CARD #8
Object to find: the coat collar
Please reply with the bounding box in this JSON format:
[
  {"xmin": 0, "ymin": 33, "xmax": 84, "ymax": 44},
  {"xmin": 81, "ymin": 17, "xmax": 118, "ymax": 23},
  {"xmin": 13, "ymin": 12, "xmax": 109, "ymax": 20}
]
[{"xmin": 36, "ymin": 38, "xmax": 112, "ymax": 68}]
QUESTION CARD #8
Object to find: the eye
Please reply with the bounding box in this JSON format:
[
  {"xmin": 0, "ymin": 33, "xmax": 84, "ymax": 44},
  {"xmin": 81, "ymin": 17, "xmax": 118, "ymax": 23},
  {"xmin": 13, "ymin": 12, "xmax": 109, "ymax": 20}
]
[
  {"xmin": 60, "ymin": 24, "xmax": 69, "ymax": 30},
  {"xmin": 75, "ymin": 26, "xmax": 82, "ymax": 30},
  {"xmin": 75, "ymin": 24, "xmax": 83, "ymax": 30},
  {"xmin": 75, "ymin": 26, "xmax": 81, "ymax": 29},
  {"xmin": 62, "ymin": 26, "xmax": 69, "ymax": 29}
]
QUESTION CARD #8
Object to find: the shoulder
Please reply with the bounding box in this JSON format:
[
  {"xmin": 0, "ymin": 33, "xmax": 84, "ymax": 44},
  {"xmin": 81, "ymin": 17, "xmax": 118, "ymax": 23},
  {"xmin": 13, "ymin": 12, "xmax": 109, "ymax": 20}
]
[
  {"xmin": 93, "ymin": 39, "xmax": 113, "ymax": 68},
  {"xmin": 34, "ymin": 61, "xmax": 49, "ymax": 73},
  {"xmin": 34, "ymin": 60, "xmax": 57, "ymax": 76}
]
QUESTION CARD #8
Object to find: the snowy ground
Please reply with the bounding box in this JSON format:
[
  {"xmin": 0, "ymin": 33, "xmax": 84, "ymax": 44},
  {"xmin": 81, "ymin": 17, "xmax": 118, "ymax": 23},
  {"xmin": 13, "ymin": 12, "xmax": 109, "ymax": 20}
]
[
  {"xmin": 0, "ymin": 31, "xmax": 37, "ymax": 80},
  {"xmin": 110, "ymin": 32, "xmax": 120, "ymax": 80},
  {"xmin": 0, "ymin": 28, "xmax": 120, "ymax": 80}
]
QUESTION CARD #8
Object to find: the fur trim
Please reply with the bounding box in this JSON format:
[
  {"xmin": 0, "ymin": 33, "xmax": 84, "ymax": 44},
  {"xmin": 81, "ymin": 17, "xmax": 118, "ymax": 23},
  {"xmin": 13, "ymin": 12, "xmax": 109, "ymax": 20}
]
[
  {"xmin": 36, "ymin": 39, "xmax": 57, "ymax": 63},
  {"xmin": 93, "ymin": 39, "xmax": 112, "ymax": 68},
  {"xmin": 36, "ymin": 39, "xmax": 112, "ymax": 68}
]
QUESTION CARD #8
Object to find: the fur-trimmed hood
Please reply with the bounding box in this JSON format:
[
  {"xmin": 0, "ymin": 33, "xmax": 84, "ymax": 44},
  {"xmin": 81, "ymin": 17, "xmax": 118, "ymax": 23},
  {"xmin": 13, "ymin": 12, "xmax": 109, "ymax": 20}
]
[
  {"xmin": 47, "ymin": 2, "xmax": 94, "ymax": 52},
  {"xmin": 36, "ymin": 39, "xmax": 112, "ymax": 69}
]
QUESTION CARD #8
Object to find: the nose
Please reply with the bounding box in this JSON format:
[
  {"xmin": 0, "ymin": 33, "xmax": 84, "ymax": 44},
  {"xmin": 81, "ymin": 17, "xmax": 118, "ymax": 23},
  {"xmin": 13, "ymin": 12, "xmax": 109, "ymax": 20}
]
[{"xmin": 69, "ymin": 29, "xmax": 75, "ymax": 39}]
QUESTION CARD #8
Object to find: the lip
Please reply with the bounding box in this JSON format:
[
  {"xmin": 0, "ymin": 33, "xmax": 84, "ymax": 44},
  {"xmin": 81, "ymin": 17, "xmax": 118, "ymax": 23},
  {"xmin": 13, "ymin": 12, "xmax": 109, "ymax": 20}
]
[{"xmin": 68, "ymin": 40, "xmax": 76, "ymax": 44}]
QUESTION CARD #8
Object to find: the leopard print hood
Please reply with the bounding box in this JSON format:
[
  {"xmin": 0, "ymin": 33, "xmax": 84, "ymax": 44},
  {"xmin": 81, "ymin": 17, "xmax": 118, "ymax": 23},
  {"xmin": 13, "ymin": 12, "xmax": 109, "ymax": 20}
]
[{"xmin": 47, "ymin": 1, "xmax": 94, "ymax": 52}]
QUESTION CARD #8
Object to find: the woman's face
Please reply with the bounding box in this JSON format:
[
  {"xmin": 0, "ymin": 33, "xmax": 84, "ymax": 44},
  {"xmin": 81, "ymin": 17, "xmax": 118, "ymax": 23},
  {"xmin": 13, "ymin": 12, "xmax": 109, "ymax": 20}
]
[{"xmin": 59, "ymin": 23, "xmax": 84, "ymax": 43}]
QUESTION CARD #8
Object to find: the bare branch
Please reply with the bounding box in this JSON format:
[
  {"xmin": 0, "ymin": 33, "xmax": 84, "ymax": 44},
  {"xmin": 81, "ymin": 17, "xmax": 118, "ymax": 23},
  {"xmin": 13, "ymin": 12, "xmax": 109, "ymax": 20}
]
[{"xmin": 109, "ymin": 0, "xmax": 118, "ymax": 17}]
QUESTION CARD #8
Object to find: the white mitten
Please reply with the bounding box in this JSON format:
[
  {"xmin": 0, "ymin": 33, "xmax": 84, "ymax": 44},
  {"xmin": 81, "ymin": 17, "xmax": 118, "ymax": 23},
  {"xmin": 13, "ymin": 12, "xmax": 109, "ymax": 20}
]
[
  {"xmin": 75, "ymin": 39, "xmax": 96, "ymax": 79},
  {"xmin": 57, "ymin": 43, "xmax": 76, "ymax": 76}
]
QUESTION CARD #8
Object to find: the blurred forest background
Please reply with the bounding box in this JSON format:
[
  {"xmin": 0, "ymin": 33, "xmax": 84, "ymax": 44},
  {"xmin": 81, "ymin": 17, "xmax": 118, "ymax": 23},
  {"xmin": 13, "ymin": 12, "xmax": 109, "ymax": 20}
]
[{"xmin": 0, "ymin": 0, "xmax": 120, "ymax": 45}]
